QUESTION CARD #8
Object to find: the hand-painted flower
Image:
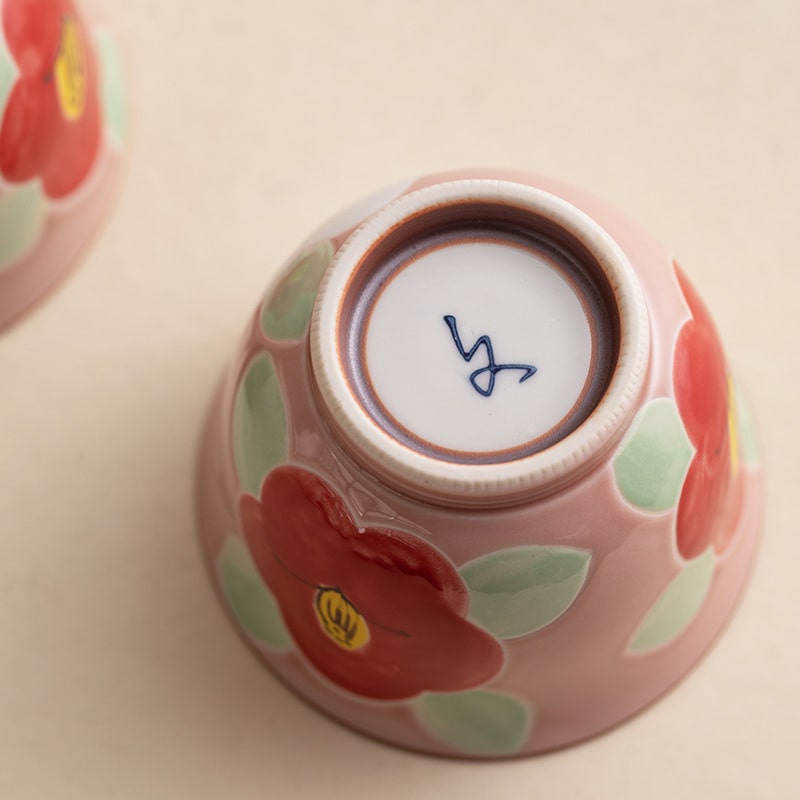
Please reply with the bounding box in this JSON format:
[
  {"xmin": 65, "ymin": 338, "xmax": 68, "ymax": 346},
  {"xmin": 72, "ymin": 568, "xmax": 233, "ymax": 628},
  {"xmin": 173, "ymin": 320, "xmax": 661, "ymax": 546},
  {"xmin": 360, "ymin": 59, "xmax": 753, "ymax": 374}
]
[
  {"xmin": 240, "ymin": 466, "xmax": 504, "ymax": 701},
  {"xmin": 0, "ymin": 0, "xmax": 101, "ymax": 199},
  {"xmin": 673, "ymin": 264, "xmax": 742, "ymax": 559}
]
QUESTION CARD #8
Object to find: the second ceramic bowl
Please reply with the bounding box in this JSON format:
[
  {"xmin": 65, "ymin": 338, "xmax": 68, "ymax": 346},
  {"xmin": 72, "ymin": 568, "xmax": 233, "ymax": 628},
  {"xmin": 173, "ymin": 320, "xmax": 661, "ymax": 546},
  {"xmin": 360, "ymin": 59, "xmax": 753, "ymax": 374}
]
[{"xmin": 0, "ymin": 0, "xmax": 128, "ymax": 329}]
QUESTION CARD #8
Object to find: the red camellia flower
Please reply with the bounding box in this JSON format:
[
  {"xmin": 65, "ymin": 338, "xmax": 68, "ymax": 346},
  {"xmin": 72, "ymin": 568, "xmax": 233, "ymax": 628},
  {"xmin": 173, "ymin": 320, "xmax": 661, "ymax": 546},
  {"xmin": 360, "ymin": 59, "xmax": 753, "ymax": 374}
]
[
  {"xmin": 673, "ymin": 264, "xmax": 742, "ymax": 560},
  {"xmin": 240, "ymin": 466, "xmax": 504, "ymax": 701},
  {"xmin": 0, "ymin": 0, "xmax": 101, "ymax": 198}
]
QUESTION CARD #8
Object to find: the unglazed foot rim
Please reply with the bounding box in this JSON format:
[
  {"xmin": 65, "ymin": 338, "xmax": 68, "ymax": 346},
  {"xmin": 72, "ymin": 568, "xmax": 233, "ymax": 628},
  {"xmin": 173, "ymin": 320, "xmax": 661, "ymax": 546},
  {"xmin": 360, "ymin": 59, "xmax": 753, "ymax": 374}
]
[{"xmin": 310, "ymin": 179, "xmax": 651, "ymax": 506}]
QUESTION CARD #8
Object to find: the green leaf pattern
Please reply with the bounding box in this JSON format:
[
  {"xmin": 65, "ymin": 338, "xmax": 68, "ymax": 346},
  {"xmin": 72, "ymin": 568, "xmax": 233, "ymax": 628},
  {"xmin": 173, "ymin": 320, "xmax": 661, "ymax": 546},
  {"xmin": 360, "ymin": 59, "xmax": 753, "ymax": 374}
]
[
  {"xmin": 96, "ymin": 31, "xmax": 128, "ymax": 147},
  {"xmin": 0, "ymin": 27, "xmax": 16, "ymax": 120},
  {"xmin": 414, "ymin": 690, "xmax": 531, "ymax": 756},
  {"xmin": 630, "ymin": 548, "xmax": 715, "ymax": 652},
  {"xmin": 0, "ymin": 183, "xmax": 46, "ymax": 270},
  {"xmin": 733, "ymin": 381, "xmax": 760, "ymax": 467},
  {"xmin": 218, "ymin": 537, "xmax": 291, "ymax": 648},
  {"xmin": 461, "ymin": 546, "xmax": 591, "ymax": 639},
  {"xmin": 232, "ymin": 354, "xmax": 288, "ymax": 495},
  {"xmin": 613, "ymin": 398, "xmax": 695, "ymax": 512},
  {"xmin": 261, "ymin": 240, "xmax": 335, "ymax": 340}
]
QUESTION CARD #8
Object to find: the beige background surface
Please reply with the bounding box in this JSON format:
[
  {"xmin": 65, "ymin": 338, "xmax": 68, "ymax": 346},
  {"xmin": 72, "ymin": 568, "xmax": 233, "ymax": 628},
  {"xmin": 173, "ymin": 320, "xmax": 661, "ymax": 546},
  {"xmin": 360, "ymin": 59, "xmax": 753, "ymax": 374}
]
[{"xmin": 1, "ymin": 0, "xmax": 797, "ymax": 797}]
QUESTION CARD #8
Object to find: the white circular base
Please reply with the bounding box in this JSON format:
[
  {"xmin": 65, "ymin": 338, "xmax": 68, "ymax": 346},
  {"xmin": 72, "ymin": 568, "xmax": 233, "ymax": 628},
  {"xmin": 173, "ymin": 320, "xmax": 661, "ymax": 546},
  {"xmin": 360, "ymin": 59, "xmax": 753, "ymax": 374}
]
[{"xmin": 364, "ymin": 238, "xmax": 593, "ymax": 455}]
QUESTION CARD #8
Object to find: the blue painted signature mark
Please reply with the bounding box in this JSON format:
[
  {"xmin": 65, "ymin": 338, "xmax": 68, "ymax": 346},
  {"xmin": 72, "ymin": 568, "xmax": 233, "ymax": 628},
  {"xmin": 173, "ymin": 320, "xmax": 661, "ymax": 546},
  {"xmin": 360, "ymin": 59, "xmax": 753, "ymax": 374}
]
[{"xmin": 443, "ymin": 315, "xmax": 537, "ymax": 398}]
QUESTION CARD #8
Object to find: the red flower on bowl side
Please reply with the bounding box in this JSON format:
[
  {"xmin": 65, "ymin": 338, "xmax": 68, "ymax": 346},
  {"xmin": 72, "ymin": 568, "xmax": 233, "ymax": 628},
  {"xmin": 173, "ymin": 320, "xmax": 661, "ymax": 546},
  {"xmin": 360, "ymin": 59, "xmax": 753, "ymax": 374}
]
[
  {"xmin": 0, "ymin": 0, "xmax": 101, "ymax": 199},
  {"xmin": 240, "ymin": 466, "xmax": 504, "ymax": 701},
  {"xmin": 673, "ymin": 264, "xmax": 742, "ymax": 560}
]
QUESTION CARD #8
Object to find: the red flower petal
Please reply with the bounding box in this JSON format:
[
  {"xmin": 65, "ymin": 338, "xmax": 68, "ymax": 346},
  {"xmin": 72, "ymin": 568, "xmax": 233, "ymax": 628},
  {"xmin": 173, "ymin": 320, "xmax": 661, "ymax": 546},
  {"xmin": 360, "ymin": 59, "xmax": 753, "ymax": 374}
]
[
  {"xmin": 0, "ymin": 0, "xmax": 101, "ymax": 198},
  {"xmin": 675, "ymin": 454, "xmax": 724, "ymax": 560},
  {"xmin": 241, "ymin": 466, "xmax": 504, "ymax": 700},
  {"xmin": 673, "ymin": 265, "xmax": 738, "ymax": 559},
  {"xmin": 0, "ymin": 79, "xmax": 59, "ymax": 183},
  {"xmin": 714, "ymin": 473, "xmax": 743, "ymax": 554},
  {"xmin": 673, "ymin": 270, "xmax": 729, "ymax": 452},
  {"xmin": 2, "ymin": 0, "xmax": 63, "ymax": 76}
]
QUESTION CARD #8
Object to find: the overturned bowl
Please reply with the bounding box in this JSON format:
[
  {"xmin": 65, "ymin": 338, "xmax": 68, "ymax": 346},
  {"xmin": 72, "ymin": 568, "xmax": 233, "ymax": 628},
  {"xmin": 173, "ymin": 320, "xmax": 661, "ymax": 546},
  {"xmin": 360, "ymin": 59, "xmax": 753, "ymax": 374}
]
[
  {"xmin": 196, "ymin": 169, "xmax": 763, "ymax": 758},
  {"xmin": 0, "ymin": 0, "xmax": 128, "ymax": 330}
]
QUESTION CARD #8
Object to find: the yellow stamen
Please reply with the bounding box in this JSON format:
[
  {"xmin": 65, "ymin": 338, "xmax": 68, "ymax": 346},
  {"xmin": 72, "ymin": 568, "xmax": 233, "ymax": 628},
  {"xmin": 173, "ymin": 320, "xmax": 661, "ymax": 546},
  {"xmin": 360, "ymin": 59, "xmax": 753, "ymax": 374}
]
[
  {"xmin": 315, "ymin": 588, "xmax": 370, "ymax": 650},
  {"xmin": 54, "ymin": 16, "xmax": 88, "ymax": 122}
]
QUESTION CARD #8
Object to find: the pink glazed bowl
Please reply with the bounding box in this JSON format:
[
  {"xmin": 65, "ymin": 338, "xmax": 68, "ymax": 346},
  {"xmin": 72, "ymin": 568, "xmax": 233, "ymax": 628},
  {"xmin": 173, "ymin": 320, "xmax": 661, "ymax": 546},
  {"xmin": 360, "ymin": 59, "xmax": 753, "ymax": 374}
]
[
  {"xmin": 0, "ymin": 0, "xmax": 127, "ymax": 330},
  {"xmin": 196, "ymin": 169, "xmax": 763, "ymax": 758}
]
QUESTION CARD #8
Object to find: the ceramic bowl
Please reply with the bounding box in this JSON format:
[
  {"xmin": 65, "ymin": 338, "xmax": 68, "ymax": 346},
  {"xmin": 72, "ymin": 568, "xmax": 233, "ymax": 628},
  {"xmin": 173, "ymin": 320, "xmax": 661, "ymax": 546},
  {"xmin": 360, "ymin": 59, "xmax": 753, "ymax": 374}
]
[
  {"xmin": 0, "ymin": 0, "xmax": 128, "ymax": 330},
  {"xmin": 196, "ymin": 169, "xmax": 763, "ymax": 758}
]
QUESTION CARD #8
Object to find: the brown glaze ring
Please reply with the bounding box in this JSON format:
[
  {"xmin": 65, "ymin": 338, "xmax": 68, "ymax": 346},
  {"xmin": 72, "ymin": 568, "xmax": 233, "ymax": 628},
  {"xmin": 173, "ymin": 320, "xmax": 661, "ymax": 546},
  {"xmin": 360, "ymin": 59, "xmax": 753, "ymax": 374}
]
[{"xmin": 334, "ymin": 199, "xmax": 621, "ymax": 465}]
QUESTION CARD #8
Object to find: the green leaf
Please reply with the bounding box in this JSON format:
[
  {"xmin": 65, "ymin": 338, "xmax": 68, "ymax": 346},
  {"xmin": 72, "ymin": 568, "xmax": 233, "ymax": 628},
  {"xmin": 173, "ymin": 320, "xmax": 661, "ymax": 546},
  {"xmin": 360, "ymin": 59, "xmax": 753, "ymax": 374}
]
[
  {"xmin": 461, "ymin": 546, "xmax": 591, "ymax": 639},
  {"xmin": 232, "ymin": 354, "xmax": 287, "ymax": 495},
  {"xmin": 217, "ymin": 537, "xmax": 290, "ymax": 648},
  {"xmin": 630, "ymin": 549, "xmax": 715, "ymax": 652},
  {"xmin": 732, "ymin": 380, "xmax": 760, "ymax": 467},
  {"xmin": 415, "ymin": 690, "xmax": 531, "ymax": 756},
  {"xmin": 0, "ymin": 31, "xmax": 17, "ymax": 120},
  {"xmin": 96, "ymin": 31, "xmax": 128, "ymax": 147},
  {"xmin": 0, "ymin": 41, "xmax": 46, "ymax": 271},
  {"xmin": 613, "ymin": 397, "xmax": 695, "ymax": 512},
  {"xmin": 0, "ymin": 183, "xmax": 46, "ymax": 270},
  {"xmin": 308, "ymin": 180, "xmax": 413, "ymax": 241},
  {"xmin": 261, "ymin": 240, "xmax": 335, "ymax": 340}
]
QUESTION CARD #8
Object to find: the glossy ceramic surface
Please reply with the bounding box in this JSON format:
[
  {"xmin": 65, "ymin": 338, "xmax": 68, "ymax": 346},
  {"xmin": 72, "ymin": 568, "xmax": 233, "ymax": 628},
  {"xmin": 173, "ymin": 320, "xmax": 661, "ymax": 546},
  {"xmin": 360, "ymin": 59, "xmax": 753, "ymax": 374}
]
[
  {"xmin": 0, "ymin": 0, "xmax": 127, "ymax": 329},
  {"xmin": 196, "ymin": 169, "xmax": 763, "ymax": 758}
]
